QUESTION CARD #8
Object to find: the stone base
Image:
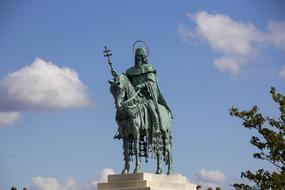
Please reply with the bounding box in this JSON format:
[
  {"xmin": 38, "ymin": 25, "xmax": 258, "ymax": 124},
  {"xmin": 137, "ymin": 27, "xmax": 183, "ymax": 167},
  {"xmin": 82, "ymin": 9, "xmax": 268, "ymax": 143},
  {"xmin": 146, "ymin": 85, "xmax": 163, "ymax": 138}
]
[{"xmin": 97, "ymin": 173, "xmax": 196, "ymax": 190}]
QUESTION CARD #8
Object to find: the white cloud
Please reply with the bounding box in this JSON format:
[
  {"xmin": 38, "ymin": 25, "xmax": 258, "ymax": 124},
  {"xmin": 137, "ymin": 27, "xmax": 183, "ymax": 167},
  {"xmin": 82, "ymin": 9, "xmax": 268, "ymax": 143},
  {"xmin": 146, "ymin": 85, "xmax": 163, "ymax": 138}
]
[
  {"xmin": 32, "ymin": 168, "xmax": 115, "ymax": 190},
  {"xmin": 33, "ymin": 177, "xmax": 60, "ymax": 190},
  {"xmin": 196, "ymin": 168, "xmax": 226, "ymax": 188},
  {"xmin": 197, "ymin": 168, "xmax": 226, "ymax": 182},
  {"xmin": 177, "ymin": 23, "xmax": 194, "ymax": 42},
  {"xmin": 0, "ymin": 58, "xmax": 91, "ymax": 112},
  {"xmin": 32, "ymin": 177, "xmax": 83, "ymax": 190},
  {"xmin": 0, "ymin": 58, "xmax": 91, "ymax": 127},
  {"xmin": 268, "ymin": 21, "xmax": 285, "ymax": 50},
  {"xmin": 279, "ymin": 66, "xmax": 285, "ymax": 79},
  {"xmin": 214, "ymin": 57, "xmax": 242, "ymax": 75},
  {"xmin": 0, "ymin": 112, "xmax": 20, "ymax": 127},
  {"xmin": 95, "ymin": 168, "xmax": 115, "ymax": 183},
  {"xmin": 178, "ymin": 11, "xmax": 285, "ymax": 77},
  {"xmin": 188, "ymin": 11, "xmax": 264, "ymax": 56}
]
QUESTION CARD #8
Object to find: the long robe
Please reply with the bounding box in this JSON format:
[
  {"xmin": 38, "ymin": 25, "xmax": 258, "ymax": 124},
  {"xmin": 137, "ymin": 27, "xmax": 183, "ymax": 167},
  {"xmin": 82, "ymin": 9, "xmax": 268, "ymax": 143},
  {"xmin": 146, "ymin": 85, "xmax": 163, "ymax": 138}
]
[{"xmin": 126, "ymin": 63, "xmax": 173, "ymax": 120}]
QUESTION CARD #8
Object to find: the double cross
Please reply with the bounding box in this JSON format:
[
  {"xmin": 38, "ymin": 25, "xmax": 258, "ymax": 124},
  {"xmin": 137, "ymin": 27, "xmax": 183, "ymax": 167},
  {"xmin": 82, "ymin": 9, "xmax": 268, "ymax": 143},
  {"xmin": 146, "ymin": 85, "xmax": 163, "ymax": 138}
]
[{"xmin": 103, "ymin": 46, "xmax": 116, "ymax": 76}]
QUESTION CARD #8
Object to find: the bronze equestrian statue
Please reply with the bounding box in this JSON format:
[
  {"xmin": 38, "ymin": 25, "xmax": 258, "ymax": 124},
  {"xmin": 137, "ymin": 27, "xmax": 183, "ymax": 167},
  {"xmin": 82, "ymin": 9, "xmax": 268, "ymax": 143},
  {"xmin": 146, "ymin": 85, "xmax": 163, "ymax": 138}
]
[{"xmin": 104, "ymin": 41, "xmax": 173, "ymax": 175}]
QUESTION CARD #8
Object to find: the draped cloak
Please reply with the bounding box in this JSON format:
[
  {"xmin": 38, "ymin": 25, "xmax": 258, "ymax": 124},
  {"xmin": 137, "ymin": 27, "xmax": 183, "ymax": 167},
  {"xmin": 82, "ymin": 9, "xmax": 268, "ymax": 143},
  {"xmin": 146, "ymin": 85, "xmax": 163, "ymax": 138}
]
[{"xmin": 126, "ymin": 63, "xmax": 173, "ymax": 124}]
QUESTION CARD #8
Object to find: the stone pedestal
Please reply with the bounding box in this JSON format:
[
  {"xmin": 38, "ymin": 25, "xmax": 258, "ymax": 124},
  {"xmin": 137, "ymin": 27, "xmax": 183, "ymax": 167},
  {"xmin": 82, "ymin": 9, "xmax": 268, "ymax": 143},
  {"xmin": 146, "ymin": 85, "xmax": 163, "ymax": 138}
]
[{"xmin": 97, "ymin": 173, "xmax": 196, "ymax": 190}]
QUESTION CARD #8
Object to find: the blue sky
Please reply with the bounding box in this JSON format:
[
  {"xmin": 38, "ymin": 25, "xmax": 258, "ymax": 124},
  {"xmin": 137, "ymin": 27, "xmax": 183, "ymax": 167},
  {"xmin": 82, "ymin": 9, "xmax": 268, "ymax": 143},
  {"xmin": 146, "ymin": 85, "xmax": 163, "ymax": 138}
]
[{"xmin": 0, "ymin": 0, "xmax": 284, "ymax": 189}]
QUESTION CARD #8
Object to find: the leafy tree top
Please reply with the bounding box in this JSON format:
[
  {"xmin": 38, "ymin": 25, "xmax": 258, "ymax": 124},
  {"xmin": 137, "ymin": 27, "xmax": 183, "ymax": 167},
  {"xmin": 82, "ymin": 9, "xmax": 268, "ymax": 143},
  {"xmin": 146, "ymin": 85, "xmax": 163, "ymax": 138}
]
[{"xmin": 230, "ymin": 87, "xmax": 285, "ymax": 190}]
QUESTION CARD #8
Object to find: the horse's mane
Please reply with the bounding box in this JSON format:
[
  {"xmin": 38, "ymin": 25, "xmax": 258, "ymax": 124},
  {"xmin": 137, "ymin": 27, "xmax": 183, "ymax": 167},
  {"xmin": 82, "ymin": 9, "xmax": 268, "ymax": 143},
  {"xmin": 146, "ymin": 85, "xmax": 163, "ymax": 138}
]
[
  {"xmin": 120, "ymin": 74, "xmax": 135, "ymax": 97},
  {"xmin": 110, "ymin": 74, "xmax": 134, "ymax": 96}
]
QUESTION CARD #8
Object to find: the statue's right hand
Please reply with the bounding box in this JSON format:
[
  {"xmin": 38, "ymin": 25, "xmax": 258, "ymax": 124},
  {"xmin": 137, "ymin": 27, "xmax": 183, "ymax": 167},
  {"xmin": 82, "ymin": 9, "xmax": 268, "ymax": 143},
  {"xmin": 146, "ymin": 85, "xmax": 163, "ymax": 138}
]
[
  {"xmin": 135, "ymin": 84, "xmax": 142, "ymax": 91},
  {"xmin": 135, "ymin": 83, "xmax": 146, "ymax": 91}
]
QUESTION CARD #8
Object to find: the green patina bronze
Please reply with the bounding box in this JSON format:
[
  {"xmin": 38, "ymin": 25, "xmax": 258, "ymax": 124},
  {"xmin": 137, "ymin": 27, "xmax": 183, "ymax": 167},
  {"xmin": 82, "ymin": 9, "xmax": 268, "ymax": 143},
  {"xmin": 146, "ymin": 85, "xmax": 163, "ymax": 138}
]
[{"xmin": 104, "ymin": 41, "xmax": 173, "ymax": 175}]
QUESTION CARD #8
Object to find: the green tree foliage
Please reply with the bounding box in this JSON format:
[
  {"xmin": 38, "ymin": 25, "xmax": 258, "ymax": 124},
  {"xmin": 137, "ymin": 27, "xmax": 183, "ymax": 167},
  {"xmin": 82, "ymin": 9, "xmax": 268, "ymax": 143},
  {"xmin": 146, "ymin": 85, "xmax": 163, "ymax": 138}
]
[{"xmin": 230, "ymin": 87, "xmax": 285, "ymax": 190}]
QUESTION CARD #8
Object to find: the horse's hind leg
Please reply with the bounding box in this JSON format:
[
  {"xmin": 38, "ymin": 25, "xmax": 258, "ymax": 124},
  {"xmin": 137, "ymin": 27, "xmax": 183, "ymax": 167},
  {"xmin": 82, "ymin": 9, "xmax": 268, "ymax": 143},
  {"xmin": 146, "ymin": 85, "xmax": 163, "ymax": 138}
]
[
  {"xmin": 167, "ymin": 155, "xmax": 173, "ymax": 175},
  {"xmin": 165, "ymin": 131, "xmax": 173, "ymax": 175},
  {"xmin": 121, "ymin": 138, "xmax": 130, "ymax": 174}
]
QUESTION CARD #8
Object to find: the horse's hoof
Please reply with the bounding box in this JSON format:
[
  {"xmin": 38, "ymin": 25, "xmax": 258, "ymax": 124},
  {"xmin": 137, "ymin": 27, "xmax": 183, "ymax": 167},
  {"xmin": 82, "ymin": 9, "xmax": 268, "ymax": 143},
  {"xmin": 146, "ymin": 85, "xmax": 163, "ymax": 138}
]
[
  {"xmin": 133, "ymin": 168, "xmax": 140, "ymax": 173},
  {"xmin": 155, "ymin": 169, "xmax": 162, "ymax": 174},
  {"xmin": 121, "ymin": 169, "xmax": 128, "ymax": 174},
  {"xmin": 167, "ymin": 169, "xmax": 173, "ymax": 175}
]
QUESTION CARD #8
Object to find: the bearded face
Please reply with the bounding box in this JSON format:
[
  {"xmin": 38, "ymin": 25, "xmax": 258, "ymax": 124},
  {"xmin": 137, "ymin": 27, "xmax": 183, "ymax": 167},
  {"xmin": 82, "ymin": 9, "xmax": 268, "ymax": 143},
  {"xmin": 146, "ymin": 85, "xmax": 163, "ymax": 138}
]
[
  {"xmin": 135, "ymin": 54, "xmax": 143, "ymax": 67},
  {"xmin": 135, "ymin": 48, "xmax": 146, "ymax": 67}
]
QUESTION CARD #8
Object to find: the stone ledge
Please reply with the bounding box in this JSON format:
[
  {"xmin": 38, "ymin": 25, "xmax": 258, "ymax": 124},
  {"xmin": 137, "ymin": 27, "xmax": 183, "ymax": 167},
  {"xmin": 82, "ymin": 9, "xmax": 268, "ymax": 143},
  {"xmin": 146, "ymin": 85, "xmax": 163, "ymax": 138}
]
[
  {"xmin": 108, "ymin": 173, "xmax": 187, "ymax": 183},
  {"xmin": 98, "ymin": 180, "xmax": 147, "ymax": 189},
  {"xmin": 98, "ymin": 173, "xmax": 196, "ymax": 190}
]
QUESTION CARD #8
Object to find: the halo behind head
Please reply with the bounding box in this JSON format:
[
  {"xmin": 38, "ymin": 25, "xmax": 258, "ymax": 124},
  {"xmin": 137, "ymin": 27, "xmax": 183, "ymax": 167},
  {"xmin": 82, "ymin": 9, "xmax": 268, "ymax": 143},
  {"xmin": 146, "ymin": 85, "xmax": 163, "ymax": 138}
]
[{"xmin": 132, "ymin": 40, "xmax": 149, "ymax": 57}]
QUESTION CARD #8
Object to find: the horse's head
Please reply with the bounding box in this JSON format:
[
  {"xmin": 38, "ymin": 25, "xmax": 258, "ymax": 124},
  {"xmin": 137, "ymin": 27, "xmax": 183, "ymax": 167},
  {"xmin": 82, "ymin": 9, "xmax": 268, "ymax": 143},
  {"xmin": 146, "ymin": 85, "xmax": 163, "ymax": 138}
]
[{"xmin": 109, "ymin": 74, "xmax": 130, "ymax": 109}]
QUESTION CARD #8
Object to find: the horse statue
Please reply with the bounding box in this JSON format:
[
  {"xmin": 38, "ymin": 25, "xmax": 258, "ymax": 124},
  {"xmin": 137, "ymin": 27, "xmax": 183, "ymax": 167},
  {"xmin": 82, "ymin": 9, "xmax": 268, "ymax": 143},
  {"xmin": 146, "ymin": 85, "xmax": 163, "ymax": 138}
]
[{"xmin": 109, "ymin": 73, "xmax": 173, "ymax": 175}]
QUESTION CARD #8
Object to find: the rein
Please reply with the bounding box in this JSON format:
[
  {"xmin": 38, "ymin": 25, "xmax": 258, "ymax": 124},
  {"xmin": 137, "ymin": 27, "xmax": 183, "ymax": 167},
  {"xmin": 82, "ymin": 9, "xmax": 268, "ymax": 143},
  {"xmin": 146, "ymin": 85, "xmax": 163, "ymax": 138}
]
[{"xmin": 119, "ymin": 88, "xmax": 141, "ymax": 109}]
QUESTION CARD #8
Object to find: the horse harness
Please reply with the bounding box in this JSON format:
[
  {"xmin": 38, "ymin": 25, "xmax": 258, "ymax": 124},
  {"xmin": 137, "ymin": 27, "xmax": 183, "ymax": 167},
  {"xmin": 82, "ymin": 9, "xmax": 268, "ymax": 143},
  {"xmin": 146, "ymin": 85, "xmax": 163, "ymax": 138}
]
[{"xmin": 116, "ymin": 89, "xmax": 144, "ymax": 121}]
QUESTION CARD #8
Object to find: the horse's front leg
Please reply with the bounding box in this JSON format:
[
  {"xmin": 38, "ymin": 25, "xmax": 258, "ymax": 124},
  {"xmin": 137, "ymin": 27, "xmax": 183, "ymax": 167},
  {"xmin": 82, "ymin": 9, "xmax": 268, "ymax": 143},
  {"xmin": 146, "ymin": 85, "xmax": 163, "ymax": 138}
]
[
  {"xmin": 121, "ymin": 138, "xmax": 130, "ymax": 174},
  {"xmin": 133, "ymin": 134, "xmax": 141, "ymax": 173},
  {"xmin": 155, "ymin": 134, "xmax": 163, "ymax": 174}
]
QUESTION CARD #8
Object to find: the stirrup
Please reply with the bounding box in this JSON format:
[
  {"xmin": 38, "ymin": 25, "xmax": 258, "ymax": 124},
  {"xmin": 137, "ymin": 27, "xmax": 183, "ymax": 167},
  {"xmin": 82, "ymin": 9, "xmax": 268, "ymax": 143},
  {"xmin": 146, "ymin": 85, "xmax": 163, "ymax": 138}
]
[{"xmin": 113, "ymin": 132, "xmax": 121, "ymax": 139}]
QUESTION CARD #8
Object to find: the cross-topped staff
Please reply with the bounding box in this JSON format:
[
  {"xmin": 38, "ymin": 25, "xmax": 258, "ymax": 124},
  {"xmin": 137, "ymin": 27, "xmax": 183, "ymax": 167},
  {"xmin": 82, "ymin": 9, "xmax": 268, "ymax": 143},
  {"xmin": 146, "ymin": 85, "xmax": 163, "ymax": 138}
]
[{"xmin": 103, "ymin": 46, "xmax": 116, "ymax": 76}]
